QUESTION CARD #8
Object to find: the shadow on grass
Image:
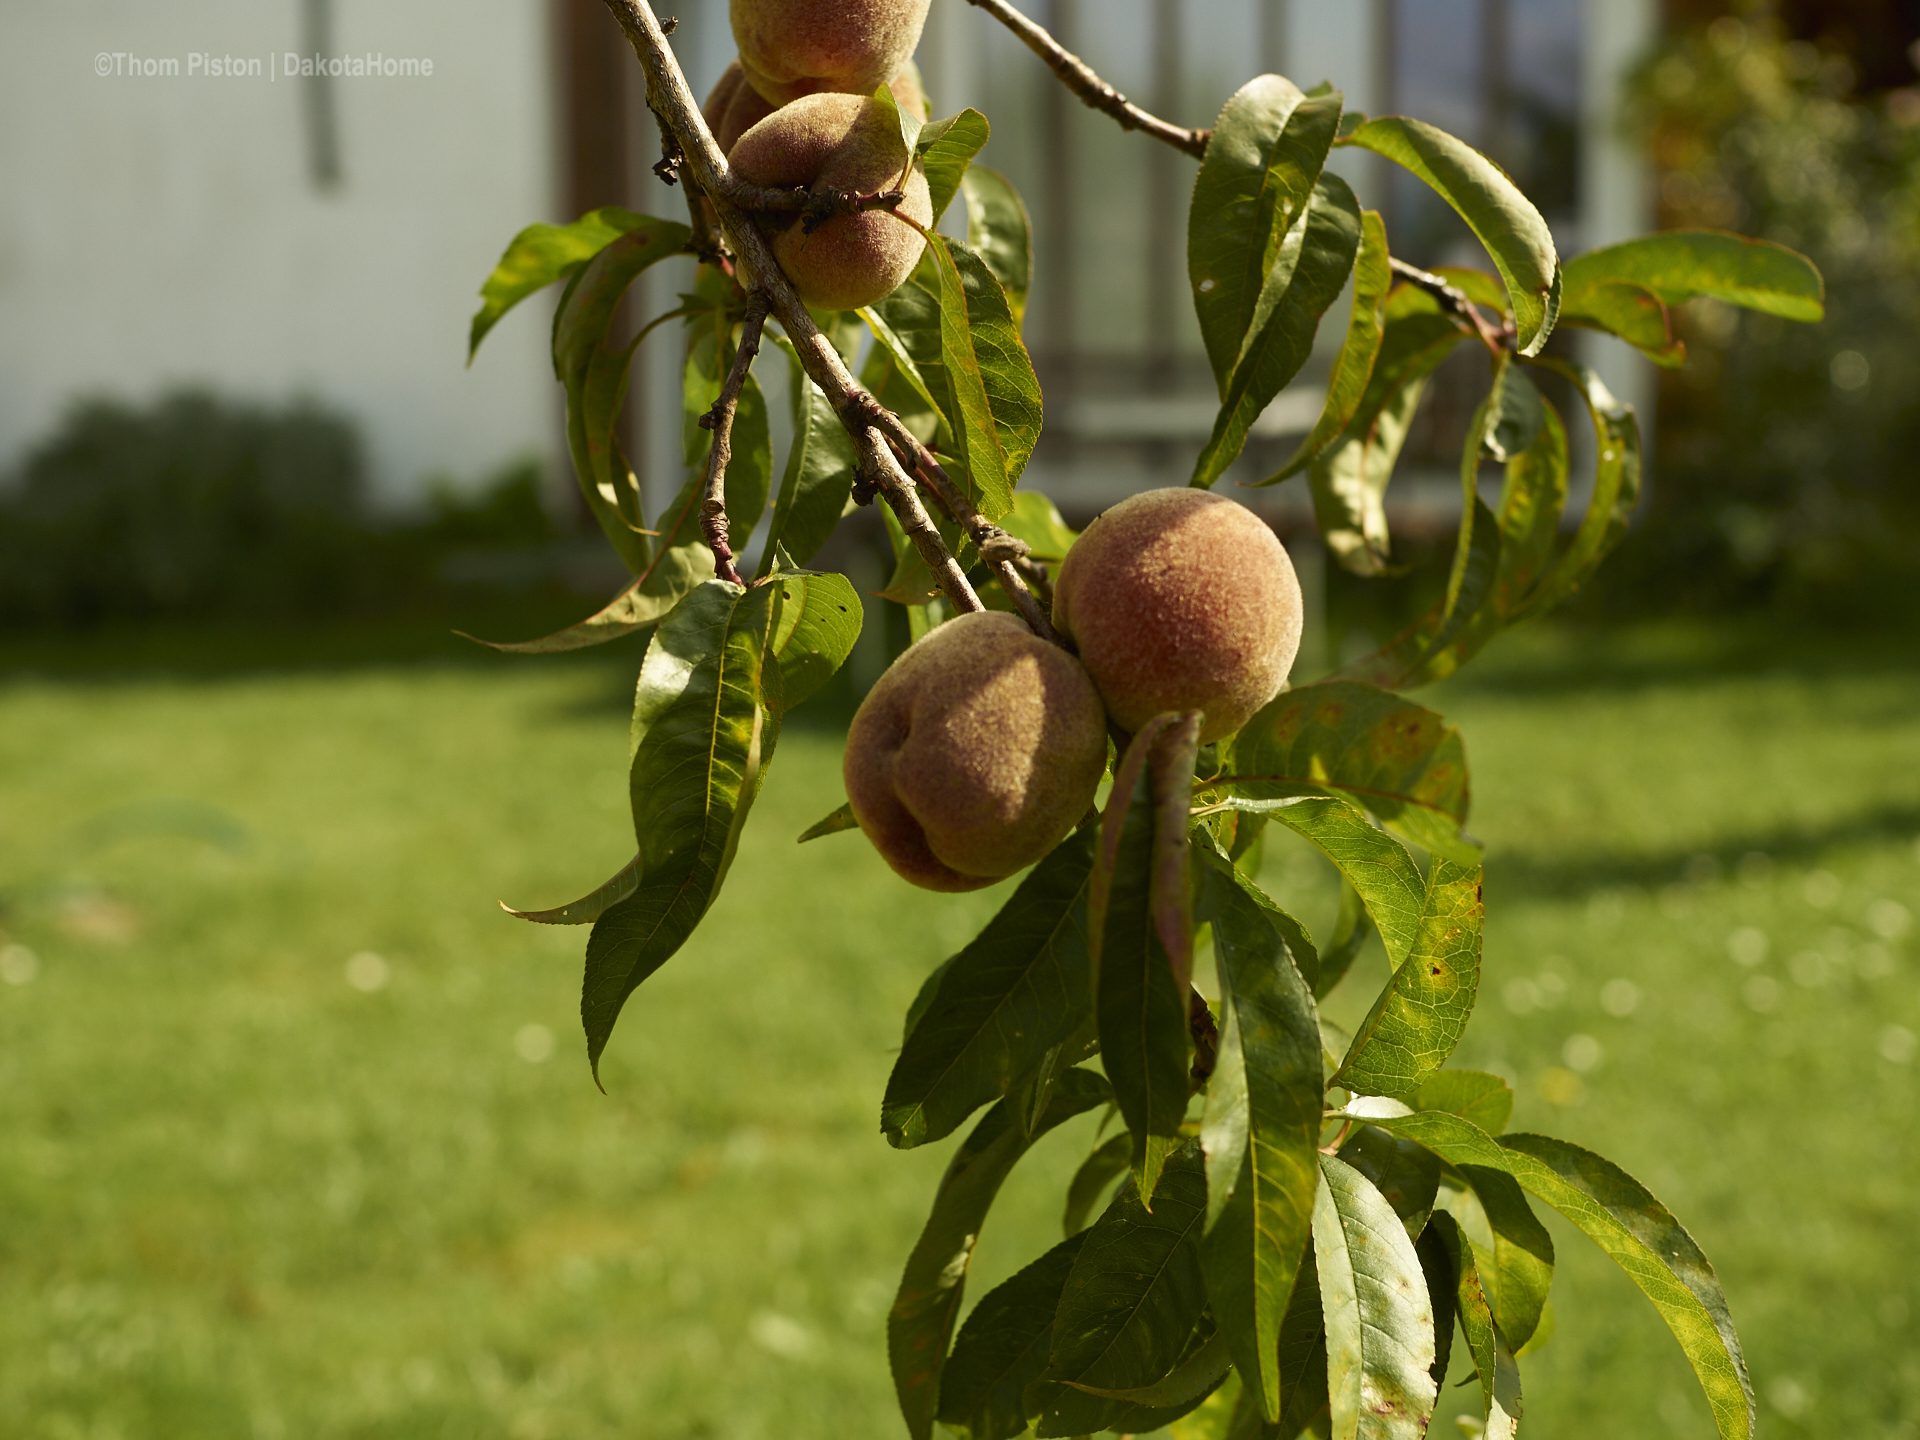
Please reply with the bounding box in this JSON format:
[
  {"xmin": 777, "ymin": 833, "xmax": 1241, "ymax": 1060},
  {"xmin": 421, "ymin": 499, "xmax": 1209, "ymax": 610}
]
[{"xmin": 1488, "ymin": 800, "xmax": 1920, "ymax": 901}]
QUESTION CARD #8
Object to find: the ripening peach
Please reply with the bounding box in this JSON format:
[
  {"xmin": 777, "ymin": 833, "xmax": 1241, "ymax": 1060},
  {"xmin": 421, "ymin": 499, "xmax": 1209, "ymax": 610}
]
[
  {"xmin": 727, "ymin": 92, "xmax": 932, "ymax": 310},
  {"xmin": 1053, "ymin": 488, "xmax": 1303, "ymax": 743},
  {"xmin": 730, "ymin": 0, "xmax": 933, "ymax": 107},
  {"xmin": 844, "ymin": 611, "xmax": 1108, "ymax": 892}
]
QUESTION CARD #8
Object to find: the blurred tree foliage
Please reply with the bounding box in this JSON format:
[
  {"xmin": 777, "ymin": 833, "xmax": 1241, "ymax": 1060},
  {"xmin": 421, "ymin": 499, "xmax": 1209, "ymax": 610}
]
[
  {"xmin": 1591, "ymin": 12, "xmax": 1920, "ymax": 620},
  {"xmin": 0, "ymin": 391, "xmax": 567, "ymax": 628}
]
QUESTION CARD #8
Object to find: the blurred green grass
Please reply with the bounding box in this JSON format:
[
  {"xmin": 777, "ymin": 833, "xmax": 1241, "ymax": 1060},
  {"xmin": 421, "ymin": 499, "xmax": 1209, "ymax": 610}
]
[{"xmin": 0, "ymin": 622, "xmax": 1915, "ymax": 1439}]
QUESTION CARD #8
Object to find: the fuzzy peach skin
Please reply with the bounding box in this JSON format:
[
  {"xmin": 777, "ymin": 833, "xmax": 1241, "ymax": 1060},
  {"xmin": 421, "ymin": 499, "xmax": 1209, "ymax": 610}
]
[
  {"xmin": 1053, "ymin": 487, "xmax": 1303, "ymax": 744},
  {"xmin": 843, "ymin": 611, "xmax": 1109, "ymax": 892},
  {"xmin": 726, "ymin": 92, "xmax": 933, "ymax": 310},
  {"xmin": 730, "ymin": 0, "xmax": 933, "ymax": 107},
  {"xmin": 702, "ymin": 59, "xmax": 927, "ymax": 154}
]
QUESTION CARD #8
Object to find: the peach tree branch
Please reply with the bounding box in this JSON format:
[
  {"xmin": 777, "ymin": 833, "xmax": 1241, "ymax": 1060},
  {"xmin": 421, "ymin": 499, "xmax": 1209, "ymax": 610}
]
[
  {"xmin": 696, "ymin": 291, "xmax": 770, "ymax": 585},
  {"xmin": 963, "ymin": 0, "xmax": 1210, "ymax": 160}
]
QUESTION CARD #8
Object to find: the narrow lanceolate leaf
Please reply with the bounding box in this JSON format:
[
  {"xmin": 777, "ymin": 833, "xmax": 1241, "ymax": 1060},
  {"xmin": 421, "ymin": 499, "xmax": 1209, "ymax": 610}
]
[
  {"xmin": 963, "ymin": 167, "xmax": 1033, "ymax": 326},
  {"xmin": 1195, "ymin": 841, "xmax": 1323, "ymax": 1423},
  {"xmin": 1091, "ymin": 717, "xmax": 1196, "ymax": 1203},
  {"xmin": 1341, "ymin": 116, "xmax": 1561, "ymax": 355},
  {"xmin": 1192, "ymin": 176, "xmax": 1364, "ymax": 489},
  {"xmin": 1490, "ymin": 383, "xmax": 1569, "ymax": 613},
  {"xmin": 1413, "ymin": 1070, "xmax": 1513, "ymax": 1134},
  {"xmin": 758, "ymin": 352, "xmax": 857, "ymax": 577},
  {"xmin": 1189, "ymin": 77, "xmax": 1344, "ymax": 391},
  {"xmin": 937, "ymin": 1231, "xmax": 1088, "ymax": 1440},
  {"xmin": 681, "ymin": 334, "xmax": 775, "ymax": 545},
  {"xmin": 1333, "ymin": 860, "xmax": 1483, "ymax": 1099},
  {"xmin": 456, "ymin": 551, "xmax": 711, "ymax": 654},
  {"xmin": 1558, "ymin": 279, "xmax": 1681, "ymax": 365},
  {"xmin": 1317, "ymin": 878, "xmax": 1373, "ymax": 999},
  {"xmin": 1510, "ymin": 358, "xmax": 1642, "ymax": 620},
  {"xmin": 1259, "ymin": 209, "xmax": 1392, "ymax": 484},
  {"xmin": 929, "ymin": 234, "xmax": 1038, "ymax": 519},
  {"xmin": 1336, "ymin": 1125, "xmax": 1441, "ymax": 1238},
  {"xmin": 1440, "ymin": 1163, "xmax": 1555, "ymax": 1351},
  {"xmin": 996, "ymin": 490, "xmax": 1078, "ymax": 562},
  {"xmin": 1560, "ymin": 229, "xmax": 1823, "ymax": 323},
  {"xmin": 554, "ymin": 224, "xmax": 699, "ymax": 571},
  {"xmin": 581, "ymin": 581, "xmax": 782, "ymax": 1077},
  {"xmin": 1307, "ymin": 288, "xmax": 1468, "ymax": 575},
  {"xmin": 767, "ymin": 568, "xmax": 862, "ymax": 710},
  {"xmin": 1429, "ymin": 1214, "xmax": 1522, "ymax": 1440},
  {"xmin": 917, "ymin": 107, "xmax": 992, "ymax": 222},
  {"xmin": 1219, "ymin": 681, "xmax": 1474, "ymax": 862},
  {"xmin": 888, "ymin": 1069, "xmax": 1112, "ymax": 1440},
  {"xmin": 469, "ymin": 207, "xmax": 681, "ymax": 360},
  {"xmin": 503, "ymin": 854, "xmax": 641, "ymax": 926},
  {"xmin": 1150, "ymin": 715, "xmax": 1204, "ymax": 997},
  {"xmin": 1202, "ymin": 797, "xmax": 1424, "ymax": 970},
  {"xmin": 1065, "ymin": 1133, "xmax": 1134, "ymax": 1238},
  {"xmin": 1498, "ymin": 1133, "xmax": 1754, "ymax": 1440},
  {"xmin": 798, "ymin": 802, "xmax": 857, "ymax": 843},
  {"xmin": 1045, "ymin": 1143, "xmax": 1210, "ymax": 1395},
  {"xmin": 882, "ymin": 830, "xmax": 1097, "ymax": 1149},
  {"xmin": 1314, "ymin": 1156, "xmax": 1438, "ymax": 1440}
]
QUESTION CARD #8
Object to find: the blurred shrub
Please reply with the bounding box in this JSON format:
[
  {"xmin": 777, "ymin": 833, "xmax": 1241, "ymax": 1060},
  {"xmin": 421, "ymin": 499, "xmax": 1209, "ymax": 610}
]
[
  {"xmin": 0, "ymin": 391, "xmax": 571, "ymax": 629},
  {"xmin": 1591, "ymin": 14, "xmax": 1920, "ymax": 622}
]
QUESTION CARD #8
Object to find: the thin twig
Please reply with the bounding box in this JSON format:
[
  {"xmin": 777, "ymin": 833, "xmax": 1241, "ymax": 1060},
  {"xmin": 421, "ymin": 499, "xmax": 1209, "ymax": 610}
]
[
  {"xmin": 858, "ymin": 429, "xmax": 985, "ymax": 615},
  {"xmin": 964, "ymin": 0, "xmax": 1210, "ymax": 160},
  {"xmin": 1388, "ymin": 257, "xmax": 1512, "ymax": 355},
  {"xmin": 602, "ymin": 0, "xmax": 1008, "ymax": 621},
  {"xmin": 697, "ymin": 293, "xmax": 770, "ymax": 585}
]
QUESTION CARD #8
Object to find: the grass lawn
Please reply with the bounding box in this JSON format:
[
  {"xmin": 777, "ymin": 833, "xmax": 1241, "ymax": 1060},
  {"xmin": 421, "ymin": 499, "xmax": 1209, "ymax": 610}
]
[{"xmin": 0, "ymin": 618, "xmax": 1915, "ymax": 1439}]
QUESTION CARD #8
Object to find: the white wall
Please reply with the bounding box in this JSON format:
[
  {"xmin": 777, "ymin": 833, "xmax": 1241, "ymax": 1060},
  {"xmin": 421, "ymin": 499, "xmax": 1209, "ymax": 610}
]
[{"xmin": 0, "ymin": 0, "xmax": 557, "ymax": 506}]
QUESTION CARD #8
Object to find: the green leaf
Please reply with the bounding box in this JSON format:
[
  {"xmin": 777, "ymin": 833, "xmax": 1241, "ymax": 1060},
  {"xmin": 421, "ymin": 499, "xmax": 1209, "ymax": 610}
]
[
  {"xmin": 882, "ymin": 830, "xmax": 1097, "ymax": 1149},
  {"xmin": 680, "ymin": 330, "xmax": 774, "ymax": 544},
  {"xmin": 917, "ymin": 108, "xmax": 992, "ymax": 223},
  {"xmin": 937, "ymin": 1231, "xmax": 1088, "ymax": 1440},
  {"xmin": 1490, "ymin": 385, "xmax": 1570, "ymax": 613},
  {"xmin": 1044, "ymin": 1143, "xmax": 1210, "ymax": 1394},
  {"xmin": 767, "ymin": 568, "xmax": 860, "ymax": 709},
  {"xmin": 1413, "ymin": 1071, "xmax": 1512, "ymax": 1134},
  {"xmin": 888, "ymin": 1068, "xmax": 1113, "ymax": 1440},
  {"xmin": 1316, "ymin": 878, "xmax": 1373, "ymax": 999},
  {"xmin": 1340, "ymin": 116, "xmax": 1560, "ymax": 355},
  {"xmin": 928, "ymin": 234, "xmax": 1040, "ymax": 520},
  {"xmin": 1258, "ymin": 208, "xmax": 1392, "ymax": 485},
  {"xmin": 1219, "ymin": 681, "xmax": 1475, "ymax": 862},
  {"xmin": 469, "ymin": 207, "xmax": 681, "ymax": 360},
  {"xmin": 1313, "ymin": 1156, "xmax": 1438, "ymax": 1440},
  {"xmin": 1498, "ymin": 1133, "xmax": 1754, "ymax": 1440},
  {"xmin": 581, "ymin": 580, "xmax": 783, "ymax": 1078},
  {"xmin": 1189, "ymin": 77, "xmax": 1344, "ymax": 391},
  {"xmin": 1557, "ymin": 279, "xmax": 1681, "ymax": 366},
  {"xmin": 455, "ymin": 553, "xmax": 711, "ymax": 655},
  {"xmin": 798, "ymin": 802, "xmax": 857, "ymax": 843},
  {"xmin": 871, "ymin": 79, "xmax": 925, "ymax": 170},
  {"xmin": 554, "ymin": 225, "xmax": 699, "ymax": 571},
  {"xmin": 859, "ymin": 297, "xmax": 949, "ymax": 444},
  {"xmin": 1192, "ymin": 175, "xmax": 1364, "ymax": 488},
  {"xmin": 1306, "ymin": 291, "xmax": 1467, "ymax": 574},
  {"xmin": 1336, "ymin": 1124, "xmax": 1440, "ymax": 1238},
  {"xmin": 758, "ymin": 352, "xmax": 858, "ymax": 577},
  {"xmin": 1414, "ymin": 1220, "xmax": 1457, "ymax": 1393},
  {"xmin": 1090, "ymin": 717, "xmax": 1197, "ymax": 1202},
  {"xmin": 502, "ymin": 854, "xmax": 641, "ymax": 926},
  {"xmin": 1204, "ymin": 797, "xmax": 1424, "ymax": 970},
  {"xmin": 1195, "ymin": 841, "xmax": 1323, "ymax": 1423},
  {"xmin": 1437, "ymin": 1163, "xmax": 1554, "ymax": 1352},
  {"xmin": 1428, "ymin": 1213, "xmax": 1522, "ymax": 1440},
  {"xmin": 1333, "ymin": 859, "xmax": 1483, "ymax": 1099},
  {"xmin": 996, "ymin": 490, "xmax": 1078, "ymax": 563},
  {"xmin": 1561, "ymin": 229, "xmax": 1823, "ymax": 324},
  {"xmin": 1509, "ymin": 358, "xmax": 1642, "ymax": 620},
  {"xmin": 1069, "ymin": 1327, "xmax": 1232, "ymax": 1408},
  {"xmin": 1064, "ymin": 1133, "xmax": 1133, "ymax": 1237},
  {"xmin": 962, "ymin": 168, "xmax": 1034, "ymax": 327}
]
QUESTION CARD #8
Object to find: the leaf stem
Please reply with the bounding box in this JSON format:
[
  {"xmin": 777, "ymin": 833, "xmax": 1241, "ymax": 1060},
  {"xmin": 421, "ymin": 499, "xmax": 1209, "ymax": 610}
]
[
  {"xmin": 1387, "ymin": 257, "xmax": 1513, "ymax": 355},
  {"xmin": 697, "ymin": 292, "xmax": 769, "ymax": 586},
  {"xmin": 963, "ymin": 0, "xmax": 1210, "ymax": 160}
]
